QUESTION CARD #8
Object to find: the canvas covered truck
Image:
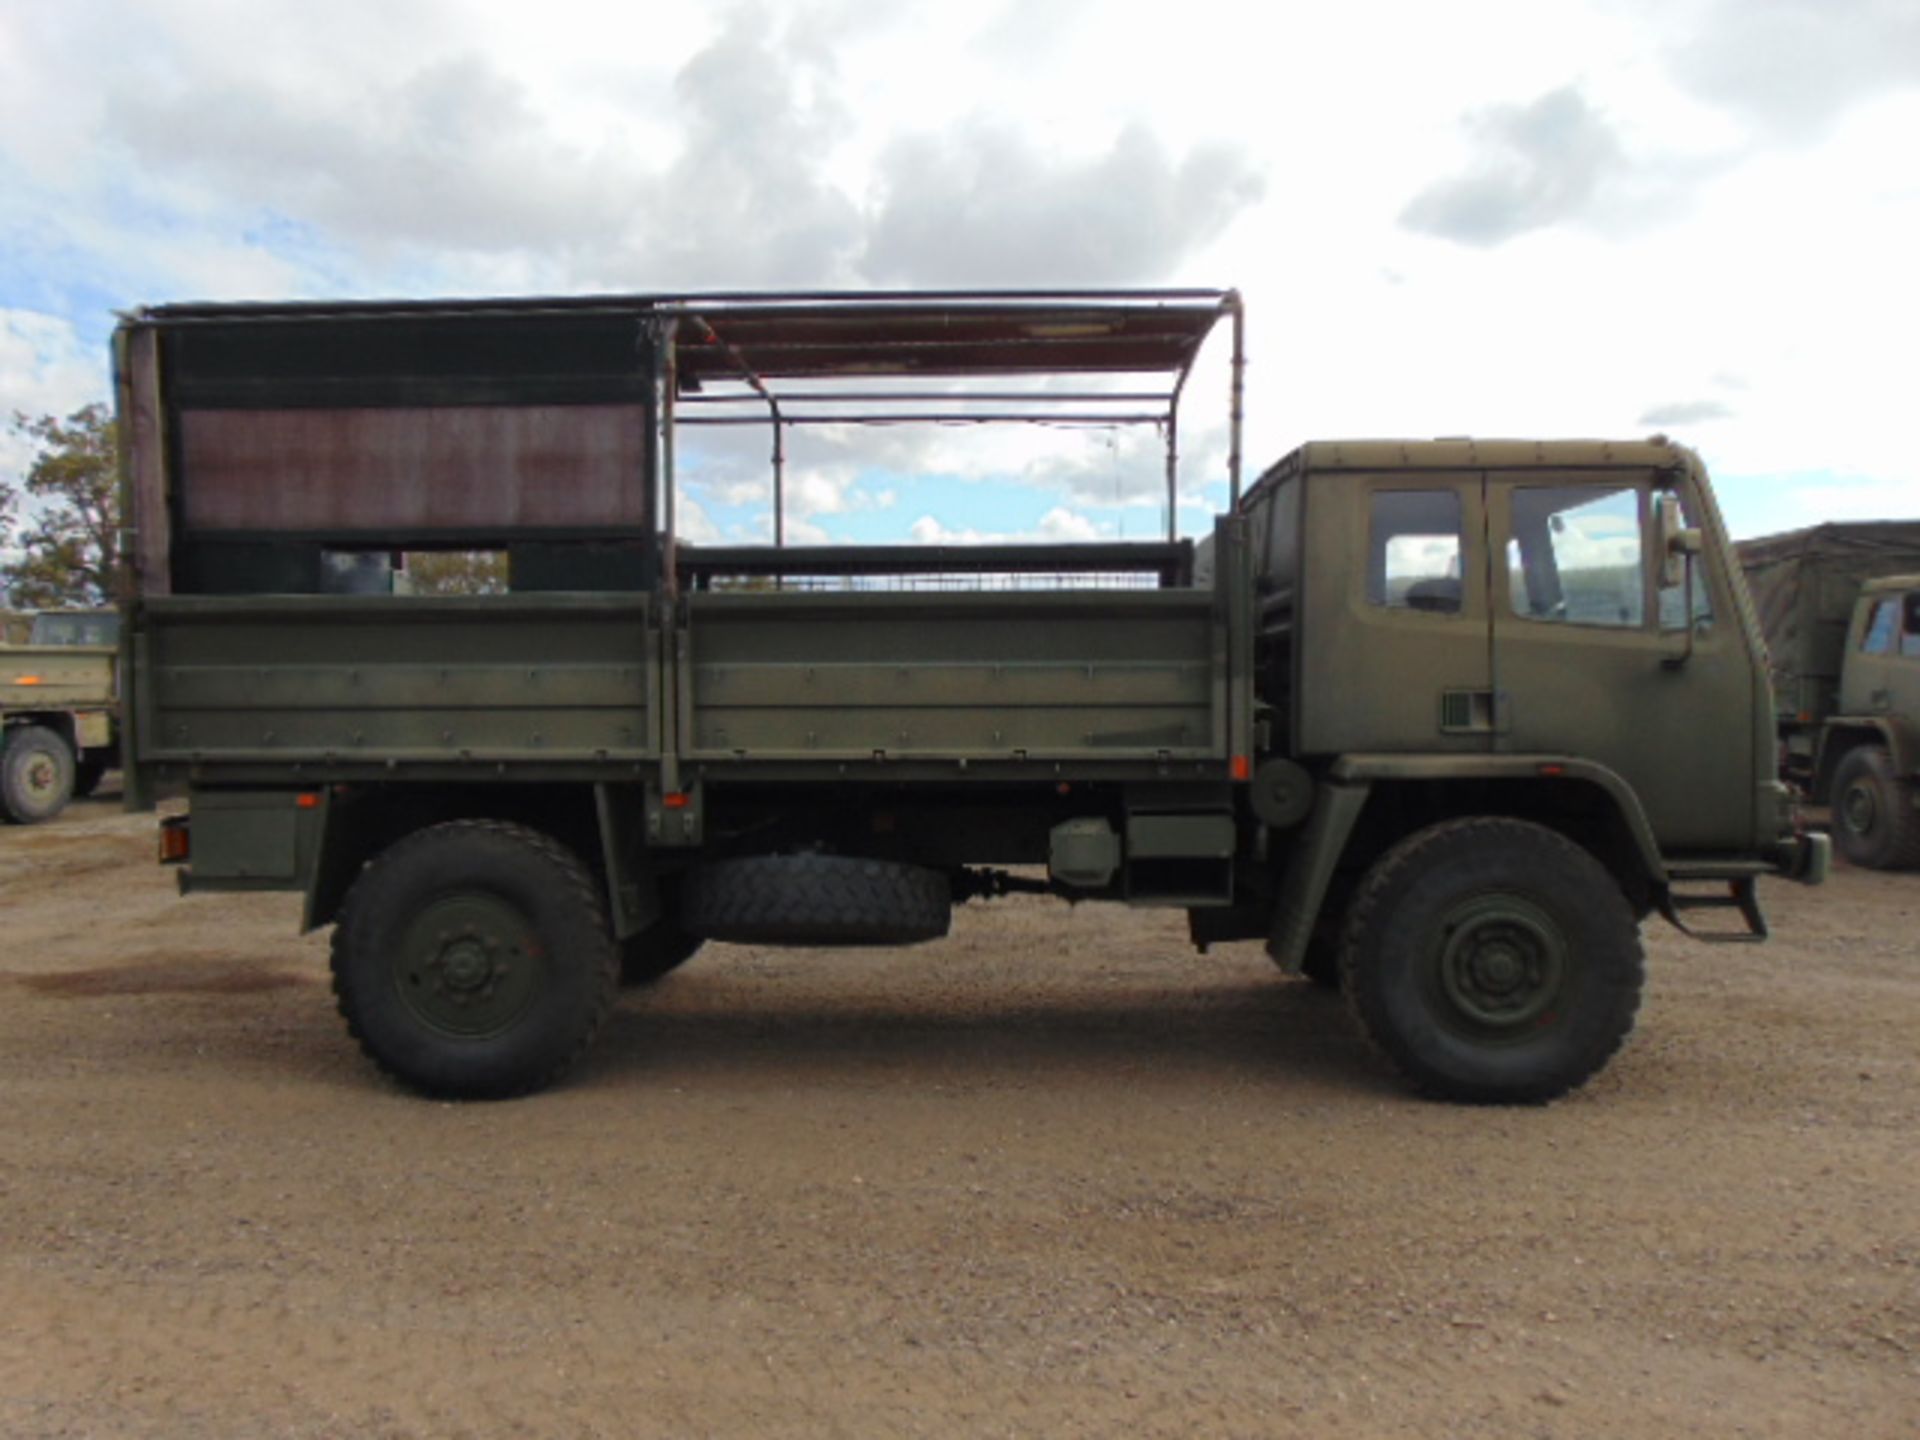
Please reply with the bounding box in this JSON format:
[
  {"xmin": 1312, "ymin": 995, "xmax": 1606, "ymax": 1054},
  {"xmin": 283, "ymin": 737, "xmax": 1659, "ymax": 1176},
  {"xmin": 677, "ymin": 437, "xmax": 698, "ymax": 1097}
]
[
  {"xmin": 113, "ymin": 289, "xmax": 1825, "ymax": 1103},
  {"xmin": 1738, "ymin": 523, "xmax": 1920, "ymax": 869},
  {"xmin": 0, "ymin": 609, "xmax": 122, "ymax": 822}
]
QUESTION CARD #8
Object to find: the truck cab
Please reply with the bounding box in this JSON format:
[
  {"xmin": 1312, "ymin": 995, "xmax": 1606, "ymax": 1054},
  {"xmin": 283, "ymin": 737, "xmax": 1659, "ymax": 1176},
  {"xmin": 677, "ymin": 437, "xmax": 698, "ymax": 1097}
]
[
  {"xmin": 0, "ymin": 608, "xmax": 121, "ymax": 822},
  {"xmin": 1234, "ymin": 440, "xmax": 1817, "ymax": 1024},
  {"xmin": 1826, "ymin": 577, "xmax": 1920, "ymax": 867},
  {"xmin": 1737, "ymin": 522, "xmax": 1920, "ymax": 870},
  {"xmin": 1247, "ymin": 440, "xmax": 1779, "ymax": 857}
]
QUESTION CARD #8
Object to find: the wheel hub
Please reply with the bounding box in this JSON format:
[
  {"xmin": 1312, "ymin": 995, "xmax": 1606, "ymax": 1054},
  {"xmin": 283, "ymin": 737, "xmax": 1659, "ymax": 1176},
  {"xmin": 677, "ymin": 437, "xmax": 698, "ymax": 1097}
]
[
  {"xmin": 397, "ymin": 897, "xmax": 540, "ymax": 1037},
  {"xmin": 1434, "ymin": 899, "xmax": 1569, "ymax": 1033},
  {"xmin": 1842, "ymin": 782, "xmax": 1878, "ymax": 836},
  {"xmin": 435, "ymin": 934, "xmax": 499, "ymax": 995},
  {"xmin": 1471, "ymin": 942, "xmax": 1525, "ymax": 993},
  {"xmin": 26, "ymin": 756, "xmax": 56, "ymax": 796}
]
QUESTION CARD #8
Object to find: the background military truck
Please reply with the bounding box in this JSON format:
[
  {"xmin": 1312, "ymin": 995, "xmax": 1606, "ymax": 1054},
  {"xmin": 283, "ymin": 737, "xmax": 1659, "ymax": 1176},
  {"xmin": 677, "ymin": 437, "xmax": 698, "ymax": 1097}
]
[
  {"xmin": 0, "ymin": 608, "xmax": 121, "ymax": 822},
  {"xmin": 1738, "ymin": 522, "xmax": 1920, "ymax": 869},
  {"xmin": 113, "ymin": 290, "xmax": 1823, "ymax": 1104}
]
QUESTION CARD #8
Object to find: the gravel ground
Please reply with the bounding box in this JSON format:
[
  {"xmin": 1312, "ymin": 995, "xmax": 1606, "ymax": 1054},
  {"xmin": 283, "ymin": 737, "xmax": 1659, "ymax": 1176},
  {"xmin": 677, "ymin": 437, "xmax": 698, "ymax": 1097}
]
[{"xmin": 1, "ymin": 791, "xmax": 1916, "ymax": 1438}]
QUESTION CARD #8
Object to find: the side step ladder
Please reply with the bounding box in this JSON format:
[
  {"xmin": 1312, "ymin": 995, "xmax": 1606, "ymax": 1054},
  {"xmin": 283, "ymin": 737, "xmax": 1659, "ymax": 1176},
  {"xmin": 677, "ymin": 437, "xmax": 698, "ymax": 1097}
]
[{"xmin": 1658, "ymin": 866, "xmax": 1769, "ymax": 943}]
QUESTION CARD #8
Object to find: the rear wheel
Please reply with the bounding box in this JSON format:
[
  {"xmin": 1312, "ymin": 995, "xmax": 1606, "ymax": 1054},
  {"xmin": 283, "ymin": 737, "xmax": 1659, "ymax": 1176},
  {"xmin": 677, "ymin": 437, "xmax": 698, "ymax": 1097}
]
[
  {"xmin": 1342, "ymin": 817, "xmax": 1644, "ymax": 1104},
  {"xmin": 330, "ymin": 820, "xmax": 618, "ymax": 1098},
  {"xmin": 1829, "ymin": 745, "xmax": 1920, "ymax": 871},
  {"xmin": 0, "ymin": 726, "xmax": 75, "ymax": 824}
]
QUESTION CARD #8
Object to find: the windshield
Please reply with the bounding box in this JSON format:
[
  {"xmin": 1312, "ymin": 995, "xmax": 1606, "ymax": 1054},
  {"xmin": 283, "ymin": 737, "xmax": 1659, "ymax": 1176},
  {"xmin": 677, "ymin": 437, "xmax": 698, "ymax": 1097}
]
[{"xmin": 29, "ymin": 612, "xmax": 121, "ymax": 647}]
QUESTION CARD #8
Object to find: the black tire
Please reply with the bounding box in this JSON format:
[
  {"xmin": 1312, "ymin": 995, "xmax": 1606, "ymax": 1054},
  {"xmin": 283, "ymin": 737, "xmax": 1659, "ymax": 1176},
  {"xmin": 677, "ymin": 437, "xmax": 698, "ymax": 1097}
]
[
  {"xmin": 72, "ymin": 758, "xmax": 108, "ymax": 799},
  {"xmin": 0, "ymin": 725, "xmax": 75, "ymax": 824},
  {"xmin": 1829, "ymin": 745, "xmax": 1920, "ymax": 871},
  {"xmin": 1341, "ymin": 817, "xmax": 1644, "ymax": 1104},
  {"xmin": 683, "ymin": 854, "xmax": 951, "ymax": 946},
  {"xmin": 330, "ymin": 820, "xmax": 618, "ymax": 1099}
]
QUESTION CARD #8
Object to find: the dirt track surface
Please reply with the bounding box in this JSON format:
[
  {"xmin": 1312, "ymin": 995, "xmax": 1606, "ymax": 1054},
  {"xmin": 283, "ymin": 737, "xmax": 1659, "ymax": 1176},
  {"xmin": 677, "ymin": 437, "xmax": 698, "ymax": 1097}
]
[{"xmin": 2, "ymin": 794, "xmax": 1916, "ymax": 1438}]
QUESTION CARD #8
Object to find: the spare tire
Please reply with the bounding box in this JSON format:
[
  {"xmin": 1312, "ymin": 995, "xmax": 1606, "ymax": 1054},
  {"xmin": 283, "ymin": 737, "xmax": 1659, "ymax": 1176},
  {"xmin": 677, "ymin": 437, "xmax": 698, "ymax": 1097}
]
[{"xmin": 683, "ymin": 854, "xmax": 951, "ymax": 947}]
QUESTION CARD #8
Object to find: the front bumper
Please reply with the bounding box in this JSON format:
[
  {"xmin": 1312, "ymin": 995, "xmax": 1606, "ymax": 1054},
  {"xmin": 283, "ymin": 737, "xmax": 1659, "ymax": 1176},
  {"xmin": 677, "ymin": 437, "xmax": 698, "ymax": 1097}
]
[{"xmin": 1778, "ymin": 830, "xmax": 1831, "ymax": 886}]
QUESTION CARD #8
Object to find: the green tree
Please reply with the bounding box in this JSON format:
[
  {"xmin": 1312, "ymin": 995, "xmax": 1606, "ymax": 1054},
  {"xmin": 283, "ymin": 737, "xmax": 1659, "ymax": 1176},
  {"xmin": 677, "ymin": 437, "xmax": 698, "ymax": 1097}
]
[
  {"xmin": 405, "ymin": 550, "xmax": 510, "ymax": 595},
  {"xmin": 0, "ymin": 457, "xmax": 16, "ymax": 601},
  {"xmin": 4, "ymin": 404, "xmax": 121, "ymax": 609}
]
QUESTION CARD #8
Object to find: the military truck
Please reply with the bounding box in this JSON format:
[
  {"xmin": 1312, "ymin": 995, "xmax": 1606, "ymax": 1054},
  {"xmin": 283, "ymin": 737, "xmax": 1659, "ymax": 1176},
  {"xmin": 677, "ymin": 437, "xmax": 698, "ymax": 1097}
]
[
  {"xmin": 0, "ymin": 608, "xmax": 121, "ymax": 822},
  {"xmin": 112, "ymin": 290, "xmax": 1825, "ymax": 1103},
  {"xmin": 1739, "ymin": 522, "xmax": 1920, "ymax": 869}
]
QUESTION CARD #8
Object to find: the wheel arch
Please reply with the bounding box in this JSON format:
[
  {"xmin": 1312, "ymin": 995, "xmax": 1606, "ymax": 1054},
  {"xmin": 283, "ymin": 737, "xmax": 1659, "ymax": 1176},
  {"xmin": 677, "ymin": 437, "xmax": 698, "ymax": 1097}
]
[
  {"xmin": 1268, "ymin": 754, "xmax": 1663, "ymax": 973},
  {"xmin": 302, "ymin": 781, "xmax": 615, "ymax": 934},
  {"xmin": 1813, "ymin": 719, "xmax": 1909, "ymax": 800},
  {"xmin": 4, "ymin": 710, "xmax": 78, "ymax": 753},
  {"xmin": 1330, "ymin": 755, "xmax": 1662, "ymax": 887}
]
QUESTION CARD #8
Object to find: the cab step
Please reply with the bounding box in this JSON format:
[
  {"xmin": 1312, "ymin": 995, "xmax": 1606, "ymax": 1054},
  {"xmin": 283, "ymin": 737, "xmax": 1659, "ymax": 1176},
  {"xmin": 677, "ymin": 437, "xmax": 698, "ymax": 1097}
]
[{"xmin": 1657, "ymin": 872, "xmax": 1768, "ymax": 943}]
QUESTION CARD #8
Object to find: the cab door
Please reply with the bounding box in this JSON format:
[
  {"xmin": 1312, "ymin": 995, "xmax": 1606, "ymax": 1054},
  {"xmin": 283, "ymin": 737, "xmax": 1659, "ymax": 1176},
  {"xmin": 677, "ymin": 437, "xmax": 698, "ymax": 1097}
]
[
  {"xmin": 1487, "ymin": 470, "xmax": 1753, "ymax": 851},
  {"xmin": 1297, "ymin": 473, "xmax": 1494, "ymax": 756},
  {"xmin": 1840, "ymin": 589, "xmax": 1920, "ymax": 739},
  {"xmin": 1889, "ymin": 593, "xmax": 1920, "ymax": 738}
]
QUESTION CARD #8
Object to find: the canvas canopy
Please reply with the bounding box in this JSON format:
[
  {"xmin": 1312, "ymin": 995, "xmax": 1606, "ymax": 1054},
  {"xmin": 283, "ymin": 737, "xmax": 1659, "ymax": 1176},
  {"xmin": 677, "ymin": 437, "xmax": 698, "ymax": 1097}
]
[{"xmin": 1736, "ymin": 520, "xmax": 1920, "ymax": 719}]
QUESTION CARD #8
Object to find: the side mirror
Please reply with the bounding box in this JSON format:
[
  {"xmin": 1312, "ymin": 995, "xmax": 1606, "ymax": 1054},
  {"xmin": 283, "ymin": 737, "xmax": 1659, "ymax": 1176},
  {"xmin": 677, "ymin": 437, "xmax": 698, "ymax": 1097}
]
[
  {"xmin": 1655, "ymin": 493, "xmax": 1702, "ymax": 590},
  {"xmin": 1657, "ymin": 492, "xmax": 1706, "ymax": 671}
]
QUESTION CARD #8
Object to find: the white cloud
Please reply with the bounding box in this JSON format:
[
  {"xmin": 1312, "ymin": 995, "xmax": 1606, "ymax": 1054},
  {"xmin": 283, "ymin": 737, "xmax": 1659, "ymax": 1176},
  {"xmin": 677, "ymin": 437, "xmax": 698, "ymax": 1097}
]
[
  {"xmin": 0, "ymin": 310, "xmax": 108, "ymax": 494},
  {"xmin": 908, "ymin": 506, "xmax": 1106, "ymax": 546},
  {"xmin": 673, "ymin": 490, "xmax": 724, "ymax": 546},
  {"xmin": 1781, "ymin": 480, "xmax": 1920, "ymax": 529},
  {"xmin": 3, "ymin": 0, "xmax": 1917, "ymax": 548}
]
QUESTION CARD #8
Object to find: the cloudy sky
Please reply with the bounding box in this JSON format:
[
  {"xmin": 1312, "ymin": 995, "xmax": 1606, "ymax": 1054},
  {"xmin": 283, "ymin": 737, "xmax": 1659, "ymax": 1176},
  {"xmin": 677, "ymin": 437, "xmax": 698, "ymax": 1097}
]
[{"xmin": 3, "ymin": 0, "xmax": 1916, "ymax": 545}]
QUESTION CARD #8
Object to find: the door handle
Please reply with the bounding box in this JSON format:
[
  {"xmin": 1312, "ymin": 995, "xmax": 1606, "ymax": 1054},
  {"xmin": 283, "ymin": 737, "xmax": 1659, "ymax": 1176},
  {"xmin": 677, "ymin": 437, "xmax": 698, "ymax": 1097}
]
[
  {"xmin": 1440, "ymin": 689, "xmax": 1509, "ymax": 734},
  {"xmin": 1871, "ymin": 687, "xmax": 1891, "ymax": 710}
]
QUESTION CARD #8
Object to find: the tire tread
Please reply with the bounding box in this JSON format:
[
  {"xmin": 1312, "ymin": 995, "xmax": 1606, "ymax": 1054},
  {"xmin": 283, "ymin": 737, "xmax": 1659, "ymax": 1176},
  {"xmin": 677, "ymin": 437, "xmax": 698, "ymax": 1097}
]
[{"xmin": 684, "ymin": 854, "xmax": 951, "ymax": 946}]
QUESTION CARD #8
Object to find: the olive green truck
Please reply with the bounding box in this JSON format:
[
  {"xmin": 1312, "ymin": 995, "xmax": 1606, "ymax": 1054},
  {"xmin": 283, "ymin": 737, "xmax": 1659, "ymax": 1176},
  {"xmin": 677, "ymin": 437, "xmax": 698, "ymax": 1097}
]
[
  {"xmin": 1738, "ymin": 523, "xmax": 1920, "ymax": 870},
  {"xmin": 1, "ymin": 609, "xmax": 122, "ymax": 822},
  {"xmin": 113, "ymin": 290, "xmax": 1826, "ymax": 1103}
]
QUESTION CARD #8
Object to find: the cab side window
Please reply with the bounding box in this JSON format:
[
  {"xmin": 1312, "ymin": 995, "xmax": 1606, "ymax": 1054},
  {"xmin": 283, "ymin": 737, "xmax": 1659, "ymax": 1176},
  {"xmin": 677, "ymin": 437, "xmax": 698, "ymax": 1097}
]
[
  {"xmin": 1508, "ymin": 485, "xmax": 1645, "ymax": 628},
  {"xmin": 1861, "ymin": 599, "xmax": 1897, "ymax": 655},
  {"xmin": 1368, "ymin": 490, "xmax": 1464, "ymax": 614}
]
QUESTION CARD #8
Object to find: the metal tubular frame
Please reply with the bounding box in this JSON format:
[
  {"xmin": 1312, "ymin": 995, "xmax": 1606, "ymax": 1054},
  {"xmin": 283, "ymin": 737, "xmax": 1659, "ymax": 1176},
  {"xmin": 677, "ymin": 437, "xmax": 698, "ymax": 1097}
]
[
  {"xmin": 655, "ymin": 290, "xmax": 1244, "ymax": 569},
  {"xmin": 681, "ymin": 312, "xmax": 789, "ymax": 548}
]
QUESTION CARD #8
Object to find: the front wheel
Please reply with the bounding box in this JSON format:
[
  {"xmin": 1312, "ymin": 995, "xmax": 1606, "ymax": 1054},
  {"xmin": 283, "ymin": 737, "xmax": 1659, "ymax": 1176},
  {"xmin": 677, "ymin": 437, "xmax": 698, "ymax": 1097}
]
[
  {"xmin": 1829, "ymin": 745, "xmax": 1920, "ymax": 871},
  {"xmin": 1342, "ymin": 817, "xmax": 1644, "ymax": 1104},
  {"xmin": 330, "ymin": 820, "xmax": 618, "ymax": 1098}
]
